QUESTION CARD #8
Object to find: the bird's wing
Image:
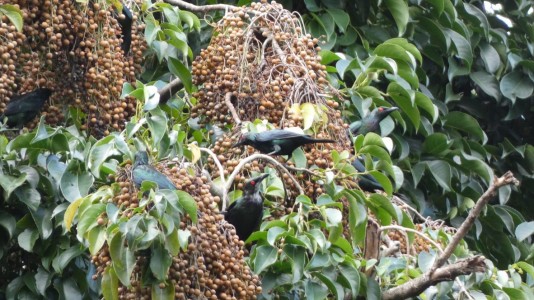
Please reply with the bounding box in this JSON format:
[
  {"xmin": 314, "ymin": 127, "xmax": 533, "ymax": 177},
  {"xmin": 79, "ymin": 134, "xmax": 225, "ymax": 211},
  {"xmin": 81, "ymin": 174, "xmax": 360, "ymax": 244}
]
[
  {"xmin": 4, "ymin": 92, "xmax": 42, "ymax": 115},
  {"xmin": 255, "ymin": 130, "xmax": 305, "ymax": 142}
]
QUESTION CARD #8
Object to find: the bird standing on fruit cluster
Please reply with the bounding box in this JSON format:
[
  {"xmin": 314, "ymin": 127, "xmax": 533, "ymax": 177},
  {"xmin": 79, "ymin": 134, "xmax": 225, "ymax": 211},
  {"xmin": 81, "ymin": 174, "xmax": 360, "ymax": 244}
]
[
  {"xmin": 132, "ymin": 151, "xmax": 177, "ymax": 190},
  {"xmin": 0, "ymin": 88, "xmax": 52, "ymax": 128},
  {"xmin": 223, "ymin": 174, "xmax": 269, "ymax": 241},
  {"xmin": 232, "ymin": 129, "xmax": 335, "ymax": 159}
]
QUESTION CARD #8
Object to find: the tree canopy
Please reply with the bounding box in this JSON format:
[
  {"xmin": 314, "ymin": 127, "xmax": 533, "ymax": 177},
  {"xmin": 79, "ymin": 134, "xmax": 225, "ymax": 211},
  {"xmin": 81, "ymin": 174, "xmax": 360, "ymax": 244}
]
[{"xmin": 0, "ymin": 0, "xmax": 533, "ymax": 299}]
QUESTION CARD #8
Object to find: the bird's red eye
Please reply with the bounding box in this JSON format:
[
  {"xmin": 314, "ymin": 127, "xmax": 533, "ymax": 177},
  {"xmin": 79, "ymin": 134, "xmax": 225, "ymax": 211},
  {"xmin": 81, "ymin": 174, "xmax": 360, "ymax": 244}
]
[
  {"xmin": 378, "ymin": 107, "xmax": 384, "ymax": 112},
  {"xmin": 250, "ymin": 180, "xmax": 256, "ymax": 186}
]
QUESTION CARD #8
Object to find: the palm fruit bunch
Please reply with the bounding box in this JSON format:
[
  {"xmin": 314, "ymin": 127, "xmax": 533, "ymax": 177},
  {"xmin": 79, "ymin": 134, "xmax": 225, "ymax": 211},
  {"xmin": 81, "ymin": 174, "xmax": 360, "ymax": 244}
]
[
  {"xmin": 192, "ymin": 0, "xmax": 352, "ymax": 208},
  {"xmin": 91, "ymin": 160, "xmax": 261, "ymax": 299},
  {"xmin": 0, "ymin": 0, "xmax": 145, "ymax": 136}
]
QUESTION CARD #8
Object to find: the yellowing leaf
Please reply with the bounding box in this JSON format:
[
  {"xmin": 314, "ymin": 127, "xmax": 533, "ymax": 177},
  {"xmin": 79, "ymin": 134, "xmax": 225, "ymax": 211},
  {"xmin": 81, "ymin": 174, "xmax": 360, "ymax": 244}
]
[
  {"xmin": 64, "ymin": 197, "xmax": 83, "ymax": 231},
  {"xmin": 188, "ymin": 143, "xmax": 201, "ymax": 164},
  {"xmin": 300, "ymin": 103, "xmax": 316, "ymax": 130}
]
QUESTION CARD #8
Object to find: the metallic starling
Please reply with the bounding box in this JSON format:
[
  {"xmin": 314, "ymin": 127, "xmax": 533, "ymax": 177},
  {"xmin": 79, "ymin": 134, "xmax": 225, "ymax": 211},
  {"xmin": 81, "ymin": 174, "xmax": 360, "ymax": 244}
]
[
  {"xmin": 0, "ymin": 88, "xmax": 52, "ymax": 128},
  {"xmin": 349, "ymin": 106, "xmax": 399, "ymax": 136},
  {"xmin": 132, "ymin": 151, "xmax": 176, "ymax": 190},
  {"xmin": 223, "ymin": 174, "xmax": 269, "ymax": 241},
  {"xmin": 232, "ymin": 129, "xmax": 335, "ymax": 159}
]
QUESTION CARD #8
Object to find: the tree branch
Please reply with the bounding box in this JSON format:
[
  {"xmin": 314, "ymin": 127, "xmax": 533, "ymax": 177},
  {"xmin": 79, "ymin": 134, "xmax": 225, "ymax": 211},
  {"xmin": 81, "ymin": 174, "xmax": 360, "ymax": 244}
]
[
  {"xmin": 224, "ymin": 92, "xmax": 241, "ymax": 125},
  {"xmin": 163, "ymin": 0, "xmax": 235, "ymax": 12},
  {"xmin": 199, "ymin": 147, "xmax": 228, "ymax": 210},
  {"xmin": 431, "ymin": 171, "xmax": 518, "ymax": 271},
  {"xmin": 224, "ymin": 153, "xmax": 304, "ymax": 208},
  {"xmin": 382, "ymin": 171, "xmax": 518, "ymax": 300},
  {"xmin": 383, "ymin": 256, "xmax": 486, "ymax": 300},
  {"xmin": 158, "ymin": 77, "xmax": 183, "ymax": 104}
]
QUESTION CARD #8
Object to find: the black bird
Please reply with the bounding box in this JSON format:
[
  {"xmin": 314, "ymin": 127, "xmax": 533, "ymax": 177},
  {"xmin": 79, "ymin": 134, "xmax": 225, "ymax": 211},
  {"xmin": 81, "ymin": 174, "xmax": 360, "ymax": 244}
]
[
  {"xmin": 232, "ymin": 129, "xmax": 335, "ymax": 159},
  {"xmin": 349, "ymin": 106, "xmax": 399, "ymax": 136},
  {"xmin": 223, "ymin": 174, "xmax": 269, "ymax": 241},
  {"xmin": 132, "ymin": 151, "xmax": 176, "ymax": 190},
  {"xmin": 115, "ymin": 3, "xmax": 132, "ymax": 54},
  {"xmin": 352, "ymin": 157, "xmax": 384, "ymax": 192},
  {"xmin": 0, "ymin": 88, "xmax": 52, "ymax": 128}
]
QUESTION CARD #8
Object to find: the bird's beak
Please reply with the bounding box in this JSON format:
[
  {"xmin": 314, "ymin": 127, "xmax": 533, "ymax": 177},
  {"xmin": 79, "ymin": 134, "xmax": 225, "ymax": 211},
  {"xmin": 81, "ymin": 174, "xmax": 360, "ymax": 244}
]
[
  {"xmin": 232, "ymin": 140, "xmax": 244, "ymax": 148},
  {"xmin": 386, "ymin": 107, "xmax": 399, "ymax": 113},
  {"xmin": 254, "ymin": 173, "xmax": 269, "ymax": 183}
]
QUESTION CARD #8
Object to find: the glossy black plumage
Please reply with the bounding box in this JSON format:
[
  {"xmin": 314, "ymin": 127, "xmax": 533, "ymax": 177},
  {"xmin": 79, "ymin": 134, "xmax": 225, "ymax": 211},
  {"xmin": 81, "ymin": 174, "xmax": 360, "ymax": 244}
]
[
  {"xmin": 116, "ymin": 3, "xmax": 132, "ymax": 54},
  {"xmin": 0, "ymin": 88, "xmax": 52, "ymax": 128},
  {"xmin": 223, "ymin": 174, "xmax": 269, "ymax": 241},
  {"xmin": 352, "ymin": 157, "xmax": 384, "ymax": 192},
  {"xmin": 233, "ymin": 129, "xmax": 335, "ymax": 159},
  {"xmin": 349, "ymin": 106, "xmax": 399, "ymax": 136},
  {"xmin": 132, "ymin": 151, "xmax": 176, "ymax": 190}
]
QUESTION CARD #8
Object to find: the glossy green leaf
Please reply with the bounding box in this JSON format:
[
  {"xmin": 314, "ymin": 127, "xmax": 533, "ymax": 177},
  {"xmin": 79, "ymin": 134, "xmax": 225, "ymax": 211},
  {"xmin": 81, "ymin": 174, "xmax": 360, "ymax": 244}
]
[
  {"xmin": 0, "ymin": 211, "xmax": 16, "ymax": 239},
  {"xmin": 422, "ymin": 133, "xmax": 450, "ymax": 155},
  {"xmin": 479, "ymin": 43, "xmax": 501, "ymax": 74},
  {"xmin": 150, "ymin": 242, "xmax": 173, "ymax": 281},
  {"xmin": 470, "ymin": 71, "xmax": 500, "ymax": 100},
  {"xmin": 18, "ymin": 228, "xmax": 39, "ymax": 252},
  {"xmin": 0, "ymin": 5, "xmax": 23, "ymax": 32},
  {"xmin": 387, "ymin": 82, "xmax": 420, "ymax": 130},
  {"xmin": 384, "ymin": 0, "xmax": 409, "ymax": 36},
  {"xmin": 102, "ymin": 267, "xmax": 119, "ymax": 300},
  {"xmin": 167, "ymin": 57, "xmax": 192, "ymax": 94},
  {"xmin": 515, "ymin": 221, "xmax": 534, "ymax": 242},
  {"xmin": 253, "ymin": 245, "xmax": 278, "ymax": 273},
  {"xmin": 60, "ymin": 170, "xmax": 94, "ymax": 203},
  {"xmin": 152, "ymin": 283, "xmax": 175, "ymax": 300},
  {"xmin": 444, "ymin": 111, "xmax": 487, "ymax": 143},
  {"xmin": 177, "ymin": 190, "xmax": 197, "ymax": 223},
  {"xmin": 444, "ymin": 28, "xmax": 473, "ymax": 68},
  {"xmin": 500, "ymin": 71, "xmax": 534, "ymax": 103},
  {"xmin": 426, "ymin": 160, "xmax": 452, "ymax": 191},
  {"xmin": 305, "ymin": 279, "xmax": 329, "ymax": 300},
  {"xmin": 52, "ymin": 246, "xmax": 86, "ymax": 273}
]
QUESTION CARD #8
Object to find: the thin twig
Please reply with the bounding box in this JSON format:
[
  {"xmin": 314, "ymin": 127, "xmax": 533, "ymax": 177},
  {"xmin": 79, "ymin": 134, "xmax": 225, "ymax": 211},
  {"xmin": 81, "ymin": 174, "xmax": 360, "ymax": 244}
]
[
  {"xmin": 224, "ymin": 153, "xmax": 304, "ymax": 199},
  {"xmin": 380, "ymin": 225, "xmax": 443, "ymax": 254},
  {"xmin": 199, "ymin": 147, "xmax": 227, "ymax": 210},
  {"xmin": 224, "ymin": 92, "xmax": 241, "ymax": 125},
  {"xmin": 163, "ymin": 0, "xmax": 234, "ymax": 12}
]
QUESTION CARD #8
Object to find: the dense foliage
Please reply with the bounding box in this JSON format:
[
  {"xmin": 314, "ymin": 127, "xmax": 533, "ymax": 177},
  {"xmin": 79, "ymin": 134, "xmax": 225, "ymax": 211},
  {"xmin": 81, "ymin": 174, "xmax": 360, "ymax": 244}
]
[{"xmin": 0, "ymin": 0, "xmax": 533, "ymax": 299}]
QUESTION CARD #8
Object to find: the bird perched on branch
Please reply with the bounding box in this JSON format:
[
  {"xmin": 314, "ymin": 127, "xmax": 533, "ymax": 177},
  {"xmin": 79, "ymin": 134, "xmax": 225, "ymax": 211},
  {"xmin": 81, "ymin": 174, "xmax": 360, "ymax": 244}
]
[
  {"xmin": 0, "ymin": 88, "xmax": 52, "ymax": 128},
  {"xmin": 132, "ymin": 151, "xmax": 176, "ymax": 190},
  {"xmin": 223, "ymin": 174, "xmax": 269, "ymax": 241},
  {"xmin": 349, "ymin": 106, "xmax": 399, "ymax": 136},
  {"xmin": 233, "ymin": 129, "xmax": 335, "ymax": 159}
]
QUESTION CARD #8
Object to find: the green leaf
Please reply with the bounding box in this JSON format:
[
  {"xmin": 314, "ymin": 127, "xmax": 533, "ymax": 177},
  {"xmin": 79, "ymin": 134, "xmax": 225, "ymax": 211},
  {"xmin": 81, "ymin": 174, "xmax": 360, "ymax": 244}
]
[
  {"xmin": 426, "ymin": 160, "xmax": 452, "ymax": 191},
  {"xmin": 0, "ymin": 211, "xmax": 16, "ymax": 239},
  {"xmin": 470, "ymin": 71, "xmax": 500, "ymax": 100},
  {"xmin": 444, "ymin": 111, "xmax": 487, "ymax": 143},
  {"xmin": 167, "ymin": 57, "xmax": 192, "ymax": 94},
  {"xmin": 422, "ymin": 133, "xmax": 450, "ymax": 155},
  {"xmin": 35, "ymin": 267, "xmax": 52, "ymax": 296},
  {"xmin": 384, "ymin": 0, "xmax": 409, "ymax": 36},
  {"xmin": 150, "ymin": 242, "xmax": 172, "ymax": 281},
  {"xmin": 253, "ymin": 245, "xmax": 278, "ymax": 273},
  {"xmin": 515, "ymin": 221, "xmax": 534, "ymax": 242},
  {"xmin": 110, "ymin": 233, "xmax": 136, "ymax": 287},
  {"xmin": 516, "ymin": 262, "xmax": 534, "ymax": 279},
  {"xmin": 301, "ymin": 103, "xmax": 316, "ymax": 130},
  {"xmin": 415, "ymin": 92, "xmax": 438, "ymax": 123},
  {"xmin": 30, "ymin": 207, "xmax": 53, "ymax": 239},
  {"xmin": 369, "ymin": 194, "xmax": 398, "ymax": 222},
  {"xmin": 387, "ymin": 82, "xmax": 420, "ymax": 130},
  {"xmin": 177, "ymin": 229, "xmax": 190, "ymax": 252},
  {"xmin": 18, "ymin": 228, "xmax": 39, "ymax": 252},
  {"xmin": 463, "ymin": 3, "xmax": 489, "ymax": 38},
  {"xmin": 77, "ymin": 203, "xmax": 106, "ymax": 237},
  {"xmin": 503, "ymin": 288, "xmax": 528, "ymax": 300},
  {"xmin": 315, "ymin": 272, "xmax": 344, "ymax": 300},
  {"xmin": 52, "ymin": 246, "xmax": 86, "ymax": 273},
  {"xmin": 0, "ymin": 173, "xmax": 27, "ymax": 200},
  {"xmin": 338, "ymin": 263, "xmax": 360, "ymax": 297},
  {"xmin": 283, "ymin": 245, "xmax": 306, "ymax": 284},
  {"xmin": 444, "ymin": 28, "xmax": 473, "ymax": 68},
  {"xmin": 152, "ymin": 283, "xmax": 175, "ymax": 300},
  {"xmin": 65, "ymin": 197, "xmax": 83, "ymax": 231},
  {"xmin": 479, "ymin": 42, "xmax": 501, "ymax": 74},
  {"xmin": 102, "ymin": 267, "xmax": 119, "ymax": 300},
  {"xmin": 0, "ymin": 5, "xmax": 23, "ymax": 32},
  {"xmin": 147, "ymin": 107, "xmax": 168, "ymax": 145},
  {"xmin": 305, "ymin": 279, "xmax": 329, "ymax": 300},
  {"xmin": 267, "ymin": 226, "xmax": 286, "ymax": 246},
  {"xmin": 425, "ymin": 0, "xmax": 445, "ymax": 16},
  {"xmin": 88, "ymin": 135, "xmax": 121, "ymax": 177},
  {"xmin": 60, "ymin": 170, "xmax": 94, "ymax": 203},
  {"xmin": 326, "ymin": 8, "xmax": 350, "ymax": 33},
  {"xmin": 500, "ymin": 71, "xmax": 534, "ymax": 103},
  {"xmin": 14, "ymin": 186, "xmax": 41, "ymax": 212},
  {"xmin": 177, "ymin": 190, "xmax": 197, "ymax": 223},
  {"xmin": 87, "ymin": 227, "xmax": 107, "ymax": 255}
]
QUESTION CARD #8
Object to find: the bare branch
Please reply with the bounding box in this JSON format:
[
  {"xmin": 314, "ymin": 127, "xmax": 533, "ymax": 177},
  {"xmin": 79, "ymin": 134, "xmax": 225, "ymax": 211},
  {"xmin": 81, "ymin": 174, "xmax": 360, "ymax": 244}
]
[
  {"xmin": 224, "ymin": 92, "xmax": 241, "ymax": 125},
  {"xmin": 158, "ymin": 77, "xmax": 183, "ymax": 104},
  {"xmin": 382, "ymin": 256, "xmax": 486, "ymax": 300},
  {"xmin": 163, "ymin": 0, "xmax": 235, "ymax": 12},
  {"xmin": 431, "ymin": 171, "xmax": 518, "ymax": 271},
  {"xmin": 199, "ymin": 147, "xmax": 228, "ymax": 210}
]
